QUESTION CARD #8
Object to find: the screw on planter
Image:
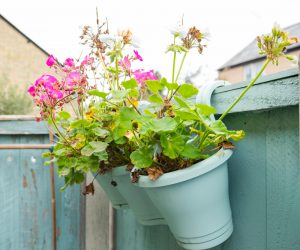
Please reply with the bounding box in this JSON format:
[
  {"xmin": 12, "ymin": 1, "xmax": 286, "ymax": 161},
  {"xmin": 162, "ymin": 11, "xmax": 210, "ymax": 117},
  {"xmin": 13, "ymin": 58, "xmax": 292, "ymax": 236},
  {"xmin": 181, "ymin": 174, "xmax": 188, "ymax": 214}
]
[{"xmin": 111, "ymin": 180, "xmax": 118, "ymax": 187}]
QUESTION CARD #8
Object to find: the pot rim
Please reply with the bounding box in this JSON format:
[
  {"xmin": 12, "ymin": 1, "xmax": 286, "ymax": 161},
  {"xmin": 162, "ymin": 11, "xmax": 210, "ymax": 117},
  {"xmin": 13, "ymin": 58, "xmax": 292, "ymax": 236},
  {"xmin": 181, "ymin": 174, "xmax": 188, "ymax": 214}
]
[{"xmin": 135, "ymin": 149, "xmax": 233, "ymax": 188}]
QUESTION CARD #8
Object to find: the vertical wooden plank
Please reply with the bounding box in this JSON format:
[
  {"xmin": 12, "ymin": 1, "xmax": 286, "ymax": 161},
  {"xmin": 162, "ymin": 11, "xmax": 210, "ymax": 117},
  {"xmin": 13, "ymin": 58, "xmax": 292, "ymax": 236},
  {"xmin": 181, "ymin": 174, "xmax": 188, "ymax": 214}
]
[
  {"xmin": 0, "ymin": 121, "xmax": 85, "ymax": 250},
  {"xmin": 221, "ymin": 111, "xmax": 267, "ymax": 250},
  {"xmin": 19, "ymin": 134, "xmax": 52, "ymax": 250},
  {"xmin": 55, "ymin": 168, "xmax": 81, "ymax": 250},
  {"xmin": 0, "ymin": 135, "xmax": 21, "ymax": 250},
  {"xmin": 115, "ymin": 209, "xmax": 184, "ymax": 250},
  {"xmin": 266, "ymin": 107, "xmax": 300, "ymax": 250},
  {"xmin": 85, "ymin": 173, "xmax": 109, "ymax": 250}
]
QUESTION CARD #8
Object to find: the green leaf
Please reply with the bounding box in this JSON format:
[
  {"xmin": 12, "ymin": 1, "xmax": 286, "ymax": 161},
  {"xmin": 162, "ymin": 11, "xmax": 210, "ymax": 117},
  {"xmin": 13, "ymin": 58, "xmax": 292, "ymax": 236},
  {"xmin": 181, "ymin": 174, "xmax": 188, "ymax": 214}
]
[
  {"xmin": 176, "ymin": 110, "xmax": 199, "ymax": 121},
  {"xmin": 149, "ymin": 117, "xmax": 177, "ymax": 132},
  {"xmin": 94, "ymin": 151, "xmax": 108, "ymax": 161},
  {"xmin": 81, "ymin": 141, "xmax": 108, "ymax": 156},
  {"xmin": 81, "ymin": 144, "xmax": 95, "ymax": 156},
  {"xmin": 148, "ymin": 94, "xmax": 164, "ymax": 104},
  {"xmin": 113, "ymin": 127, "xmax": 127, "ymax": 141},
  {"xmin": 59, "ymin": 111, "xmax": 71, "ymax": 120},
  {"xmin": 174, "ymin": 96, "xmax": 190, "ymax": 108},
  {"xmin": 128, "ymin": 89, "xmax": 139, "ymax": 98},
  {"xmin": 89, "ymin": 141, "xmax": 108, "ymax": 152},
  {"xmin": 70, "ymin": 119, "xmax": 90, "ymax": 128},
  {"xmin": 181, "ymin": 143, "xmax": 202, "ymax": 159},
  {"xmin": 210, "ymin": 120, "xmax": 228, "ymax": 135},
  {"xmin": 120, "ymin": 107, "xmax": 138, "ymax": 122},
  {"xmin": 58, "ymin": 167, "xmax": 71, "ymax": 177},
  {"xmin": 121, "ymin": 79, "xmax": 138, "ymax": 89},
  {"xmin": 112, "ymin": 90, "xmax": 128, "ymax": 99},
  {"xmin": 130, "ymin": 147, "xmax": 153, "ymax": 168},
  {"xmin": 165, "ymin": 82, "xmax": 178, "ymax": 91},
  {"xmin": 88, "ymin": 89, "xmax": 108, "ymax": 99},
  {"xmin": 196, "ymin": 104, "xmax": 217, "ymax": 116},
  {"xmin": 178, "ymin": 83, "xmax": 198, "ymax": 98},
  {"xmin": 42, "ymin": 152, "xmax": 51, "ymax": 158},
  {"xmin": 93, "ymin": 128, "xmax": 109, "ymax": 138},
  {"xmin": 227, "ymin": 130, "xmax": 245, "ymax": 141},
  {"xmin": 145, "ymin": 80, "xmax": 164, "ymax": 93},
  {"xmin": 160, "ymin": 133, "xmax": 185, "ymax": 159}
]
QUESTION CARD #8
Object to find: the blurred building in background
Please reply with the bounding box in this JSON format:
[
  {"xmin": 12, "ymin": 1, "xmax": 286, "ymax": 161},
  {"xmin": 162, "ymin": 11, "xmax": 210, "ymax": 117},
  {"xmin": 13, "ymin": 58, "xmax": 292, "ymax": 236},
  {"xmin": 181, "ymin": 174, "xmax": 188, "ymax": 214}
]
[
  {"xmin": 218, "ymin": 22, "xmax": 300, "ymax": 84},
  {"xmin": 0, "ymin": 14, "xmax": 50, "ymax": 114}
]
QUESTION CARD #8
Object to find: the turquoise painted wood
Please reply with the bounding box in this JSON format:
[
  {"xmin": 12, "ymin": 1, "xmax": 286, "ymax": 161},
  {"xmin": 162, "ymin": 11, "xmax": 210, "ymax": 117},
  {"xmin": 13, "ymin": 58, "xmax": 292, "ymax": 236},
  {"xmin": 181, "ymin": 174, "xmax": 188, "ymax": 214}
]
[
  {"xmin": 115, "ymin": 69, "xmax": 300, "ymax": 250},
  {"xmin": 0, "ymin": 121, "xmax": 84, "ymax": 250}
]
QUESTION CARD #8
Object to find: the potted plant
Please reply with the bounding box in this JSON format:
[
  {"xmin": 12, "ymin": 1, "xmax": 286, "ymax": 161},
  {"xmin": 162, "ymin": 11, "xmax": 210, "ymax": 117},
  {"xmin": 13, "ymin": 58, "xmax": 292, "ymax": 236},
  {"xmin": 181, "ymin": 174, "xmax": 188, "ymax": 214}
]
[
  {"xmin": 126, "ymin": 26, "xmax": 298, "ymax": 249},
  {"xmin": 28, "ymin": 20, "xmax": 297, "ymax": 247},
  {"xmin": 27, "ymin": 21, "xmax": 167, "ymax": 224}
]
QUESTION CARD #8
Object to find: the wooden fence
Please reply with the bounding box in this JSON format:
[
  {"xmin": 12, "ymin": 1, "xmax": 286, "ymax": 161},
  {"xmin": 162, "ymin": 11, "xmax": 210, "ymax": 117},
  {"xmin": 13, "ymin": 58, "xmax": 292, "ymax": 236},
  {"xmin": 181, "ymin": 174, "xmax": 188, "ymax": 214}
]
[
  {"xmin": 115, "ymin": 68, "xmax": 300, "ymax": 250},
  {"xmin": 0, "ymin": 67, "xmax": 299, "ymax": 250}
]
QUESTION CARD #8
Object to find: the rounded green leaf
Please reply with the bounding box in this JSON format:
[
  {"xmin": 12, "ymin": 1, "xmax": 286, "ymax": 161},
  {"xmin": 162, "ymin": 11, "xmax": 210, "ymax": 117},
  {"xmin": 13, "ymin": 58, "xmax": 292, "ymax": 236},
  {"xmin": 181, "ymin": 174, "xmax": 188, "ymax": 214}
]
[
  {"xmin": 122, "ymin": 79, "xmax": 138, "ymax": 89},
  {"xmin": 160, "ymin": 133, "xmax": 185, "ymax": 159},
  {"xmin": 130, "ymin": 148, "xmax": 153, "ymax": 168},
  {"xmin": 178, "ymin": 83, "xmax": 199, "ymax": 98},
  {"xmin": 88, "ymin": 90, "xmax": 108, "ymax": 99},
  {"xmin": 148, "ymin": 94, "xmax": 164, "ymax": 104}
]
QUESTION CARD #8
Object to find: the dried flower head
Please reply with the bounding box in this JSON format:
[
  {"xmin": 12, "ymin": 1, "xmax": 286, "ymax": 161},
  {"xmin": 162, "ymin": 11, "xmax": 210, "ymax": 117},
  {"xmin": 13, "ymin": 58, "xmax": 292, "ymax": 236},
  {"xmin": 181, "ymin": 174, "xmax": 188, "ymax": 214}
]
[
  {"xmin": 257, "ymin": 24, "xmax": 299, "ymax": 65},
  {"xmin": 120, "ymin": 30, "xmax": 132, "ymax": 44},
  {"xmin": 181, "ymin": 26, "xmax": 206, "ymax": 54}
]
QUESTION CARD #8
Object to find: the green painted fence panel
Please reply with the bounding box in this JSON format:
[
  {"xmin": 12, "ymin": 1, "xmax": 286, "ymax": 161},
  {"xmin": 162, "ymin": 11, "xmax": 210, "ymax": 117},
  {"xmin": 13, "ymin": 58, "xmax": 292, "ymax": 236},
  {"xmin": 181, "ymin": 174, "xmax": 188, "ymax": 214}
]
[
  {"xmin": 0, "ymin": 122, "xmax": 84, "ymax": 250},
  {"xmin": 115, "ymin": 69, "xmax": 300, "ymax": 250}
]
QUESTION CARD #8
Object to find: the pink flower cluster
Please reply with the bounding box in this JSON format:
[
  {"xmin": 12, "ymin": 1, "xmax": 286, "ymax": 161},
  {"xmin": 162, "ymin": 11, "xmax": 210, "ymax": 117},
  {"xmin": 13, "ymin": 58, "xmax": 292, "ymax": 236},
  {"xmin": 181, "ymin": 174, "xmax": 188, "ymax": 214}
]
[
  {"xmin": 118, "ymin": 50, "xmax": 157, "ymax": 85},
  {"xmin": 133, "ymin": 69, "xmax": 158, "ymax": 85},
  {"xmin": 28, "ymin": 55, "xmax": 94, "ymax": 119}
]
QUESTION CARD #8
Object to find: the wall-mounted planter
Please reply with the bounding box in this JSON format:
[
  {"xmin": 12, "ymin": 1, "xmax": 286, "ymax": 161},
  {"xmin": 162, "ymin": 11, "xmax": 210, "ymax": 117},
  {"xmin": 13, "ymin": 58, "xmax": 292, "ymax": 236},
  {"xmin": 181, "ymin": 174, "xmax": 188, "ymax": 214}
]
[
  {"xmin": 94, "ymin": 170, "xmax": 128, "ymax": 209},
  {"xmin": 136, "ymin": 149, "xmax": 233, "ymax": 250},
  {"xmin": 112, "ymin": 166, "xmax": 166, "ymax": 226}
]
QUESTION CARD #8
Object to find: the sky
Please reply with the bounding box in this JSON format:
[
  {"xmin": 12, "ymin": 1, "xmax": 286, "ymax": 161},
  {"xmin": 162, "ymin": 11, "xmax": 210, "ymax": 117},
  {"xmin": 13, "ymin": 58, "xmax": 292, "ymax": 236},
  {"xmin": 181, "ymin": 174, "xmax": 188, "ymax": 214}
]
[{"xmin": 2, "ymin": 0, "xmax": 300, "ymax": 85}]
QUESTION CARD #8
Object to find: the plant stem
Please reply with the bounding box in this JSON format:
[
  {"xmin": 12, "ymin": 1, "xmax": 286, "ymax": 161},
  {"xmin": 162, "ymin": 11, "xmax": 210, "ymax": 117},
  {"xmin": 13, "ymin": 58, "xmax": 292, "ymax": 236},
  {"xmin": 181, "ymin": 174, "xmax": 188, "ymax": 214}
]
[
  {"xmin": 218, "ymin": 59, "xmax": 270, "ymax": 121},
  {"xmin": 49, "ymin": 110, "xmax": 70, "ymax": 146},
  {"xmin": 175, "ymin": 52, "xmax": 187, "ymax": 83},
  {"xmin": 171, "ymin": 36, "xmax": 177, "ymax": 83},
  {"xmin": 127, "ymin": 98, "xmax": 141, "ymax": 115},
  {"xmin": 98, "ymin": 51, "xmax": 113, "ymax": 89},
  {"xmin": 115, "ymin": 54, "xmax": 120, "ymax": 90}
]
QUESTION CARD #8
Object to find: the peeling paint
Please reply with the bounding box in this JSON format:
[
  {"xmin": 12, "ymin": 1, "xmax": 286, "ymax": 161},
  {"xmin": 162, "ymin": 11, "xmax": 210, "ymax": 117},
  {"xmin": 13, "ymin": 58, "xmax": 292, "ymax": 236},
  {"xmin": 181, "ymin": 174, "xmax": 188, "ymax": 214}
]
[
  {"xmin": 23, "ymin": 175, "xmax": 28, "ymax": 188},
  {"xmin": 31, "ymin": 169, "xmax": 38, "ymax": 191}
]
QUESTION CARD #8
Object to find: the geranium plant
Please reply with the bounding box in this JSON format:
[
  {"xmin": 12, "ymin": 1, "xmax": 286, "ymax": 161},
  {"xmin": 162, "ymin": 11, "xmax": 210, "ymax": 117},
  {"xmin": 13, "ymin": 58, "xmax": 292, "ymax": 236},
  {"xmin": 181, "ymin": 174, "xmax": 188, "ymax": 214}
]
[{"xmin": 28, "ymin": 21, "xmax": 297, "ymax": 190}]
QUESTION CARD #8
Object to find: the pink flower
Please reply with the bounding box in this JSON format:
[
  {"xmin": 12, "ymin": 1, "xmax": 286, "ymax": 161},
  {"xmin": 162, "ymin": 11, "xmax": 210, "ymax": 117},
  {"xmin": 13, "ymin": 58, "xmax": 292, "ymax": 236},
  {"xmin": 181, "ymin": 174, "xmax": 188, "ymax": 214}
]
[
  {"xmin": 46, "ymin": 55, "xmax": 56, "ymax": 67},
  {"xmin": 81, "ymin": 55, "xmax": 94, "ymax": 66},
  {"xmin": 119, "ymin": 56, "xmax": 131, "ymax": 71},
  {"xmin": 65, "ymin": 71, "xmax": 81, "ymax": 87},
  {"xmin": 64, "ymin": 58, "xmax": 75, "ymax": 67},
  {"xmin": 133, "ymin": 50, "xmax": 143, "ymax": 61},
  {"xmin": 27, "ymin": 85, "xmax": 36, "ymax": 97},
  {"xmin": 35, "ymin": 74, "xmax": 58, "ymax": 88},
  {"xmin": 49, "ymin": 90, "xmax": 64, "ymax": 99},
  {"xmin": 133, "ymin": 69, "xmax": 158, "ymax": 85}
]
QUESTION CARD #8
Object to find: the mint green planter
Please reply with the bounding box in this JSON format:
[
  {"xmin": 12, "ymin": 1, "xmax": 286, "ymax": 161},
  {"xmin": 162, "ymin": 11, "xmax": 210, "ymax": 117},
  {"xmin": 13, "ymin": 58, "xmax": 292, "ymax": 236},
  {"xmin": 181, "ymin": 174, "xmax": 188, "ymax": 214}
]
[
  {"xmin": 112, "ymin": 166, "xmax": 165, "ymax": 226},
  {"xmin": 136, "ymin": 149, "xmax": 233, "ymax": 249},
  {"xmin": 94, "ymin": 171, "xmax": 128, "ymax": 209}
]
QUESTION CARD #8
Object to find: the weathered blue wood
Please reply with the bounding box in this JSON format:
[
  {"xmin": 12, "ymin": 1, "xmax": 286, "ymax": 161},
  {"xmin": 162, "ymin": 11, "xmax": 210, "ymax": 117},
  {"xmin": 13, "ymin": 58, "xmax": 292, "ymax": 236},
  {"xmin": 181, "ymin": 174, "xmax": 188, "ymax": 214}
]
[
  {"xmin": 211, "ymin": 68, "xmax": 298, "ymax": 114},
  {"xmin": 0, "ymin": 121, "xmax": 83, "ymax": 250},
  {"xmin": 115, "ymin": 70, "xmax": 299, "ymax": 250},
  {"xmin": 0, "ymin": 120, "xmax": 49, "ymax": 135}
]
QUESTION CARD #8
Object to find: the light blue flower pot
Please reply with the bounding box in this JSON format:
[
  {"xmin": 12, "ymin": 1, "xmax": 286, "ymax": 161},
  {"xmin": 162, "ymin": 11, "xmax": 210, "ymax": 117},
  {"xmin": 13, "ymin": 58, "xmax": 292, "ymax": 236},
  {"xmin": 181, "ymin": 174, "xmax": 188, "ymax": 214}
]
[
  {"xmin": 94, "ymin": 170, "xmax": 128, "ymax": 209},
  {"xmin": 136, "ymin": 149, "xmax": 233, "ymax": 250},
  {"xmin": 112, "ymin": 166, "xmax": 166, "ymax": 226}
]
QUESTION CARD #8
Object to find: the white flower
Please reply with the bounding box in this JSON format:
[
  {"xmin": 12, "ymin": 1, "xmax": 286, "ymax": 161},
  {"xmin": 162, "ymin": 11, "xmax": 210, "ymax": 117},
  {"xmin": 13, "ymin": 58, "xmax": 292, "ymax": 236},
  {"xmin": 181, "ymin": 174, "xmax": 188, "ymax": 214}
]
[
  {"xmin": 131, "ymin": 36, "xmax": 141, "ymax": 48},
  {"xmin": 169, "ymin": 24, "xmax": 188, "ymax": 38},
  {"xmin": 99, "ymin": 34, "xmax": 115, "ymax": 47}
]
